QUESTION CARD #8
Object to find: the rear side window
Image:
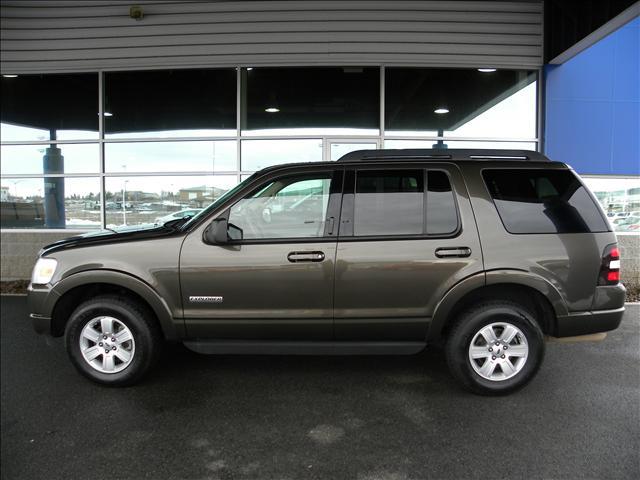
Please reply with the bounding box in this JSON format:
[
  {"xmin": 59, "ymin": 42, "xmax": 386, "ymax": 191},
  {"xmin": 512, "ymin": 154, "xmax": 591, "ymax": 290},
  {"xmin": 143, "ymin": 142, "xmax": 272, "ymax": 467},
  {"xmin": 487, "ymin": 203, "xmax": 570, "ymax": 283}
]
[
  {"xmin": 427, "ymin": 171, "xmax": 458, "ymax": 235},
  {"xmin": 483, "ymin": 169, "xmax": 609, "ymax": 234},
  {"xmin": 352, "ymin": 169, "xmax": 458, "ymax": 237},
  {"xmin": 354, "ymin": 170, "xmax": 424, "ymax": 236}
]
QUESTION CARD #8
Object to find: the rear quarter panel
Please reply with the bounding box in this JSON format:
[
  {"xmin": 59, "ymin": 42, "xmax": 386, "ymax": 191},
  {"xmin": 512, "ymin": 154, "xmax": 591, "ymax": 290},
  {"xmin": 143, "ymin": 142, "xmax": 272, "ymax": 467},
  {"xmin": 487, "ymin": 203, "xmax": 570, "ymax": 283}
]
[{"xmin": 460, "ymin": 161, "xmax": 617, "ymax": 312}]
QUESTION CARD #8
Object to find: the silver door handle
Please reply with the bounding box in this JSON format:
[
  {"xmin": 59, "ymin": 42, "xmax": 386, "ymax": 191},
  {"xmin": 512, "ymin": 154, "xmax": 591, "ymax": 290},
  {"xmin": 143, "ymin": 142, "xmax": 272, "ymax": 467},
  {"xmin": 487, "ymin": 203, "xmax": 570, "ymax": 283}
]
[
  {"xmin": 435, "ymin": 247, "xmax": 472, "ymax": 258},
  {"xmin": 287, "ymin": 251, "xmax": 325, "ymax": 263}
]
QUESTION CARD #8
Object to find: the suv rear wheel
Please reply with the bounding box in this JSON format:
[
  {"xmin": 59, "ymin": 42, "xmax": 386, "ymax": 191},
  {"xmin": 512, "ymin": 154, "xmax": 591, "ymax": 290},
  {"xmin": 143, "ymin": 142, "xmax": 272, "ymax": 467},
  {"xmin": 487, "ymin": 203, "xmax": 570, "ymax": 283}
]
[
  {"xmin": 64, "ymin": 295, "xmax": 162, "ymax": 386},
  {"xmin": 445, "ymin": 301, "xmax": 545, "ymax": 395}
]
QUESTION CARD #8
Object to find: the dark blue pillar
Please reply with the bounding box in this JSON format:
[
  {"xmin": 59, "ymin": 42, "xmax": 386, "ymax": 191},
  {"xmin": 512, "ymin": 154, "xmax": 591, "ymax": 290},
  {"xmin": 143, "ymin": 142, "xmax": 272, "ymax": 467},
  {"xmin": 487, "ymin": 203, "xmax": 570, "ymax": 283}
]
[{"xmin": 43, "ymin": 137, "xmax": 65, "ymax": 228}]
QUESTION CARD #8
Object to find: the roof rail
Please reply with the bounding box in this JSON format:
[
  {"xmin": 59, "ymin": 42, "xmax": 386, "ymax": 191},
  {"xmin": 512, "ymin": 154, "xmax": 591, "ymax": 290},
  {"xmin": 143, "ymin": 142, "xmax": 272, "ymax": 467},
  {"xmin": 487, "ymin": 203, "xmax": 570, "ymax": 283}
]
[{"xmin": 337, "ymin": 149, "xmax": 550, "ymax": 162}]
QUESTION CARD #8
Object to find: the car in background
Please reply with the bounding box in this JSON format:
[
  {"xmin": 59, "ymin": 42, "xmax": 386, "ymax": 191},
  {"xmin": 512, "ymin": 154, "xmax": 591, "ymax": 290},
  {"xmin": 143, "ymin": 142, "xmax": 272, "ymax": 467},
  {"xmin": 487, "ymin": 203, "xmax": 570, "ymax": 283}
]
[
  {"xmin": 614, "ymin": 215, "xmax": 640, "ymax": 232},
  {"xmin": 154, "ymin": 208, "xmax": 202, "ymax": 225}
]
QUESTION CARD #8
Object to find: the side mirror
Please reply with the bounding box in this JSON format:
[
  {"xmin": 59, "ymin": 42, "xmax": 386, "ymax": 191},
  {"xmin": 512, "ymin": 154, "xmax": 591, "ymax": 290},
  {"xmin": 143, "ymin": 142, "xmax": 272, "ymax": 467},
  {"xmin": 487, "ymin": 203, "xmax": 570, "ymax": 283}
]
[{"xmin": 204, "ymin": 218, "xmax": 229, "ymax": 245}]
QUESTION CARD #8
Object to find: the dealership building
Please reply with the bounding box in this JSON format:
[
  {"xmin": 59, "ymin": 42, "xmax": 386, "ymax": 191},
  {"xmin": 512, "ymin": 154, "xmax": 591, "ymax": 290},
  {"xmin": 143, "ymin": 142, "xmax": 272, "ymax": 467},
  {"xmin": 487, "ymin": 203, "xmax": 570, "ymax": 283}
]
[{"xmin": 0, "ymin": 0, "xmax": 638, "ymax": 281}]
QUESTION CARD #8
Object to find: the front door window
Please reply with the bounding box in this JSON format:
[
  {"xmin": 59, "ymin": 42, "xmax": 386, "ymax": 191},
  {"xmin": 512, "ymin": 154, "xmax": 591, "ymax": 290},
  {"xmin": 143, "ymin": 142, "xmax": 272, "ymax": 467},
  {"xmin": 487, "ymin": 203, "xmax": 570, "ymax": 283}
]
[{"xmin": 228, "ymin": 174, "xmax": 332, "ymax": 239}]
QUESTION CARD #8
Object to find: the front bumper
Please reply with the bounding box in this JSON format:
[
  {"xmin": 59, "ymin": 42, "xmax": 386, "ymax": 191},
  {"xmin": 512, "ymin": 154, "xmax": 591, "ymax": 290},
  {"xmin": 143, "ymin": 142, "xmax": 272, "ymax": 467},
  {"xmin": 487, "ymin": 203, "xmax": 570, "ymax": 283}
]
[
  {"xmin": 30, "ymin": 313, "xmax": 52, "ymax": 335},
  {"xmin": 27, "ymin": 283, "xmax": 56, "ymax": 335},
  {"xmin": 555, "ymin": 306, "xmax": 625, "ymax": 337}
]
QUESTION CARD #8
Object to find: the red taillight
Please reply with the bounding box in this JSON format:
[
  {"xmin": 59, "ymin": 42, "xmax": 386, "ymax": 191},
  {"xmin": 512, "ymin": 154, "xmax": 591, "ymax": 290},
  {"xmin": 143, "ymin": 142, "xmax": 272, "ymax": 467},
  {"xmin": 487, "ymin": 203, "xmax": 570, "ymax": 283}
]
[
  {"xmin": 607, "ymin": 271, "xmax": 620, "ymax": 282},
  {"xmin": 598, "ymin": 243, "xmax": 621, "ymax": 286}
]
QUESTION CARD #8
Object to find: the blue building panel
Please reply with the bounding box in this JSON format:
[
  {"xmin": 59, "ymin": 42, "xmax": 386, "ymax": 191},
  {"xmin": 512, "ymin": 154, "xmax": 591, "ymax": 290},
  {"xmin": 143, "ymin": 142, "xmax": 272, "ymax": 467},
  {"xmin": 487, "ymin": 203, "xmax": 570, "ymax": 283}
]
[{"xmin": 545, "ymin": 17, "xmax": 639, "ymax": 175}]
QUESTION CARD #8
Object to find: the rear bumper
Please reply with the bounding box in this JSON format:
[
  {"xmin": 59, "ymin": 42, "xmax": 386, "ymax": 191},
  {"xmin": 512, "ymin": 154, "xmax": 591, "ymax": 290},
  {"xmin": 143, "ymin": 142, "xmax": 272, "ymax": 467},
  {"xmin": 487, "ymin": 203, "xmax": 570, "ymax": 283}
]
[{"xmin": 555, "ymin": 306, "xmax": 625, "ymax": 337}]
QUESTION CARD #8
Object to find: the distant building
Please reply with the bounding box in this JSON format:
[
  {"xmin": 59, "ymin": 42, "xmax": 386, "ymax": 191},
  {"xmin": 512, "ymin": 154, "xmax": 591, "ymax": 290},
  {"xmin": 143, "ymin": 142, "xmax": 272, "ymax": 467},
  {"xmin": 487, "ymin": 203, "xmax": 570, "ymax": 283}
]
[
  {"xmin": 0, "ymin": 186, "xmax": 9, "ymax": 202},
  {"xmin": 178, "ymin": 186, "xmax": 226, "ymax": 206}
]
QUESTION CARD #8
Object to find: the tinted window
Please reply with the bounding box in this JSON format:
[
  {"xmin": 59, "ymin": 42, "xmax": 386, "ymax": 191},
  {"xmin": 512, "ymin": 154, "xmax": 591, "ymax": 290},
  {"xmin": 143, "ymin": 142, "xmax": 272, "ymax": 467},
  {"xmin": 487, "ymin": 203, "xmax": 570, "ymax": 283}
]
[
  {"xmin": 1, "ymin": 73, "xmax": 98, "ymax": 142},
  {"xmin": 483, "ymin": 169, "xmax": 609, "ymax": 234},
  {"xmin": 385, "ymin": 68, "xmax": 536, "ymax": 139},
  {"xmin": 427, "ymin": 171, "xmax": 458, "ymax": 234},
  {"xmin": 229, "ymin": 174, "xmax": 332, "ymax": 239},
  {"xmin": 104, "ymin": 69, "xmax": 236, "ymax": 138},
  {"xmin": 242, "ymin": 67, "xmax": 379, "ymax": 133},
  {"xmin": 354, "ymin": 170, "xmax": 424, "ymax": 236}
]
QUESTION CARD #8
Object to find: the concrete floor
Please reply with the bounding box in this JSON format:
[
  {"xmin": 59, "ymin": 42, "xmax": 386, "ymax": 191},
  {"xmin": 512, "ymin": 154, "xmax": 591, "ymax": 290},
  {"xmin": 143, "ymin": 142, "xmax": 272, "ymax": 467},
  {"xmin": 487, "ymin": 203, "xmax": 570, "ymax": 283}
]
[{"xmin": 1, "ymin": 296, "xmax": 638, "ymax": 480}]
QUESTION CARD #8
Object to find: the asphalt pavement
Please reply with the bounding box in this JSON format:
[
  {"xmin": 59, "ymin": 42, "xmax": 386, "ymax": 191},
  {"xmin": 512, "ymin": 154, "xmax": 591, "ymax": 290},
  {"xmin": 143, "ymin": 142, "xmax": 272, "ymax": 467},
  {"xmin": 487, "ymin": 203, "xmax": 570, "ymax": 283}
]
[{"xmin": 1, "ymin": 296, "xmax": 638, "ymax": 480}]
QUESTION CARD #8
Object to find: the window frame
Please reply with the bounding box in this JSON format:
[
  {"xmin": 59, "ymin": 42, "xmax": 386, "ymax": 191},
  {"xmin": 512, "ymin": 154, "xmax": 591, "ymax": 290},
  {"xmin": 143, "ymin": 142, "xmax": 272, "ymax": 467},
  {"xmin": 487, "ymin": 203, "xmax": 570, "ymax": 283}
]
[
  {"xmin": 338, "ymin": 163, "xmax": 461, "ymax": 241},
  {"xmin": 212, "ymin": 166, "xmax": 344, "ymax": 245}
]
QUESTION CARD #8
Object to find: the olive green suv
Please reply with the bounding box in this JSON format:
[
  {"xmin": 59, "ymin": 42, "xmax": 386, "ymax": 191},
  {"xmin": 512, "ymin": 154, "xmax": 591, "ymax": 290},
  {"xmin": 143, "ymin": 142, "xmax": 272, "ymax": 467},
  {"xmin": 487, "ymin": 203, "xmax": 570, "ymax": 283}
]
[{"xmin": 27, "ymin": 149, "xmax": 626, "ymax": 394}]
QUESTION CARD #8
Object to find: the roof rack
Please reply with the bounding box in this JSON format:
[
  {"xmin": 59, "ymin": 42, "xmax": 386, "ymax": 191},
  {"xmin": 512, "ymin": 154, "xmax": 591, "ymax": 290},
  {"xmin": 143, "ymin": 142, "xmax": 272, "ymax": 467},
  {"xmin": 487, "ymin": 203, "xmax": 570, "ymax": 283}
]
[{"xmin": 337, "ymin": 148, "xmax": 550, "ymax": 162}]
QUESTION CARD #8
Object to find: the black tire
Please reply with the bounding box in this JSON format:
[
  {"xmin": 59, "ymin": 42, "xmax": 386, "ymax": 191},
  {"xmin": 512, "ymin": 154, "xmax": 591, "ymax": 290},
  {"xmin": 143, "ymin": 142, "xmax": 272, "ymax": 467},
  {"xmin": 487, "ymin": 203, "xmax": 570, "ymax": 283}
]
[
  {"xmin": 445, "ymin": 300, "xmax": 545, "ymax": 396},
  {"xmin": 64, "ymin": 295, "xmax": 162, "ymax": 386}
]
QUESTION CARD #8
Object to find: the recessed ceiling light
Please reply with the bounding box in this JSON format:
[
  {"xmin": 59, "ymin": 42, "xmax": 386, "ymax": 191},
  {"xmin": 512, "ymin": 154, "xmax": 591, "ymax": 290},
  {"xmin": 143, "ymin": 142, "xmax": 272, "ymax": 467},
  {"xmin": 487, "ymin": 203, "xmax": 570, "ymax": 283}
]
[
  {"xmin": 97, "ymin": 112, "xmax": 114, "ymax": 117},
  {"xmin": 2, "ymin": 74, "xmax": 18, "ymax": 78},
  {"xmin": 434, "ymin": 108, "xmax": 449, "ymax": 114},
  {"xmin": 478, "ymin": 68, "xmax": 497, "ymax": 73},
  {"xmin": 265, "ymin": 107, "xmax": 280, "ymax": 113},
  {"xmin": 246, "ymin": 67, "xmax": 254, "ymax": 71}
]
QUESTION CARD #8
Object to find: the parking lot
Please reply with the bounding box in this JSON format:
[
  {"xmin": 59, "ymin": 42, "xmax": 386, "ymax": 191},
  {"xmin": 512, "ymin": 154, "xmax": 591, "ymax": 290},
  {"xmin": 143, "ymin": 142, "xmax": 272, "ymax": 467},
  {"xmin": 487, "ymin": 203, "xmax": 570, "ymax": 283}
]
[{"xmin": 1, "ymin": 296, "xmax": 638, "ymax": 480}]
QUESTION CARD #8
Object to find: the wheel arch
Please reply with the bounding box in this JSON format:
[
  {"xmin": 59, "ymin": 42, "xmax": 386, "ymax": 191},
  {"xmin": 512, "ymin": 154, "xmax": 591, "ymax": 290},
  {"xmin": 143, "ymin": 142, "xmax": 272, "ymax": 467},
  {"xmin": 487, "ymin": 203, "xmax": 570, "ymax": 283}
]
[
  {"xmin": 48, "ymin": 270, "xmax": 182, "ymax": 340},
  {"xmin": 429, "ymin": 270, "xmax": 568, "ymax": 342}
]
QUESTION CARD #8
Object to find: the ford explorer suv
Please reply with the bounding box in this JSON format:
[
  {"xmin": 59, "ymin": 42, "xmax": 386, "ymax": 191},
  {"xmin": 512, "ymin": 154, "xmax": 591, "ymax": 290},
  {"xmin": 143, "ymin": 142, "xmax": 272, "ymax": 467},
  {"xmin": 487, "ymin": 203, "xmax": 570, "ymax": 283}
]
[{"xmin": 27, "ymin": 149, "xmax": 626, "ymax": 395}]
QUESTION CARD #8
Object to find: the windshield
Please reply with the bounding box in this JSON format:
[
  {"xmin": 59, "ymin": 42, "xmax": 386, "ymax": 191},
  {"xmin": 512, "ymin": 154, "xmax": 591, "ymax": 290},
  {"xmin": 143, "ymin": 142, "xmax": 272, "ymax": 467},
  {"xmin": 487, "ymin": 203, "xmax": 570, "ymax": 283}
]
[{"xmin": 181, "ymin": 174, "xmax": 257, "ymax": 229}]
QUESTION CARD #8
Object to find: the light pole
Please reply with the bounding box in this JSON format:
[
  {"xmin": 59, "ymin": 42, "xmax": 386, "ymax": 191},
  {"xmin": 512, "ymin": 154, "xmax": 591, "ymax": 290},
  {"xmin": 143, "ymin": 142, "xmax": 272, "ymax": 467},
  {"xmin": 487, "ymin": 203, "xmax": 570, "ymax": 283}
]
[
  {"xmin": 11, "ymin": 179, "xmax": 24, "ymax": 198},
  {"xmin": 121, "ymin": 164, "xmax": 127, "ymax": 225},
  {"xmin": 122, "ymin": 180, "xmax": 129, "ymax": 225}
]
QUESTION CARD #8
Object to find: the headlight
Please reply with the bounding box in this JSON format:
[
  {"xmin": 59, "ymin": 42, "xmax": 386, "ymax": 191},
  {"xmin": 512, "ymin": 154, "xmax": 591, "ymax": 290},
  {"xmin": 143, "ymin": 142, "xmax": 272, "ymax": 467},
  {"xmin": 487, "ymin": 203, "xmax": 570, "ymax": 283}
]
[{"xmin": 31, "ymin": 258, "xmax": 58, "ymax": 285}]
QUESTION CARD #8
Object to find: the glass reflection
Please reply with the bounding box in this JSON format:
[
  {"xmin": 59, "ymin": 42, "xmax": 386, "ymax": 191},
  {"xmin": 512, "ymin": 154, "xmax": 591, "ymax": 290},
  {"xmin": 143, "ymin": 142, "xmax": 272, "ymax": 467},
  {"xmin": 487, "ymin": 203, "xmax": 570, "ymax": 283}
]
[
  {"xmin": 241, "ymin": 139, "xmax": 323, "ymax": 171},
  {"xmin": 582, "ymin": 177, "xmax": 640, "ymax": 233},
  {"xmin": 242, "ymin": 67, "xmax": 379, "ymax": 135},
  {"xmin": 384, "ymin": 140, "xmax": 537, "ymax": 150},
  {"xmin": 105, "ymin": 141, "xmax": 237, "ymax": 173},
  {"xmin": 385, "ymin": 68, "xmax": 536, "ymax": 139},
  {"xmin": 0, "ymin": 177, "xmax": 101, "ymax": 229},
  {"xmin": 1, "ymin": 144, "xmax": 100, "ymax": 175},
  {"xmin": 354, "ymin": 170, "xmax": 424, "ymax": 236},
  {"xmin": 104, "ymin": 69, "xmax": 236, "ymax": 138},
  {"xmin": 1, "ymin": 73, "xmax": 98, "ymax": 142},
  {"xmin": 104, "ymin": 175, "xmax": 237, "ymax": 227},
  {"xmin": 330, "ymin": 142, "xmax": 378, "ymax": 161}
]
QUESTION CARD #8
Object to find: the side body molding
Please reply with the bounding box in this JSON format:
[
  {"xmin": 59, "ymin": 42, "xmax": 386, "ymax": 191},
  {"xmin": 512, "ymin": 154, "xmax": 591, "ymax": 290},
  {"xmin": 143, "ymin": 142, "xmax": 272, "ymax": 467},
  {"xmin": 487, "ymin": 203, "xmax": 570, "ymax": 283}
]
[
  {"xmin": 49, "ymin": 269, "xmax": 183, "ymax": 340},
  {"xmin": 428, "ymin": 269, "xmax": 569, "ymax": 342}
]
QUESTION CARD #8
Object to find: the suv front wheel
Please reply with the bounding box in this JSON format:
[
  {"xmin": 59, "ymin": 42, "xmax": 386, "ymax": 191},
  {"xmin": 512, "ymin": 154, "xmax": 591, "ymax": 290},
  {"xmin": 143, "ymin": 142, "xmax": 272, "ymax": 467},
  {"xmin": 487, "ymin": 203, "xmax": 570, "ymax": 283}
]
[
  {"xmin": 64, "ymin": 295, "xmax": 162, "ymax": 386},
  {"xmin": 445, "ymin": 301, "xmax": 545, "ymax": 395}
]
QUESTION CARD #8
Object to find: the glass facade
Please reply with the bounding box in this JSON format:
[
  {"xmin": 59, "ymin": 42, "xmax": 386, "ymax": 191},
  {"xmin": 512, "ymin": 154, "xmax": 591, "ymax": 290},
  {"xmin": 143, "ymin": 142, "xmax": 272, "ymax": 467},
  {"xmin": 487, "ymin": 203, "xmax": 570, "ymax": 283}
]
[
  {"xmin": 104, "ymin": 69, "xmax": 237, "ymax": 138},
  {"xmin": 1, "ymin": 66, "xmax": 546, "ymax": 230},
  {"xmin": 242, "ymin": 67, "xmax": 379, "ymax": 135},
  {"xmin": 582, "ymin": 177, "xmax": 640, "ymax": 233},
  {"xmin": 385, "ymin": 68, "xmax": 537, "ymax": 139}
]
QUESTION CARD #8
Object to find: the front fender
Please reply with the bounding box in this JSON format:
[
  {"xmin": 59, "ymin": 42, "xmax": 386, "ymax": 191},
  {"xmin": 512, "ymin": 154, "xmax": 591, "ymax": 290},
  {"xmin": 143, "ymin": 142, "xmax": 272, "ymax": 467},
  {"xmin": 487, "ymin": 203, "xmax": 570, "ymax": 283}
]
[{"xmin": 48, "ymin": 269, "xmax": 183, "ymax": 340}]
